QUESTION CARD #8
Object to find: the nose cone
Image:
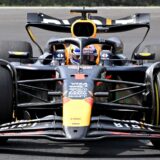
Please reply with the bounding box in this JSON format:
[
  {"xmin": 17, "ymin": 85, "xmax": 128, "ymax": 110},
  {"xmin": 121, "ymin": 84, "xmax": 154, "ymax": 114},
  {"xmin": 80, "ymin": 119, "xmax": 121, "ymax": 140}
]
[
  {"xmin": 64, "ymin": 126, "xmax": 88, "ymax": 139},
  {"xmin": 63, "ymin": 98, "xmax": 93, "ymax": 140}
]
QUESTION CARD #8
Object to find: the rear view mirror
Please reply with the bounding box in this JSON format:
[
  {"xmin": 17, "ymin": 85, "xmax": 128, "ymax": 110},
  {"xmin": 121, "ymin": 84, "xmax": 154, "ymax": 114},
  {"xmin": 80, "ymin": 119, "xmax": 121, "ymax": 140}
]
[
  {"xmin": 134, "ymin": 52, "xmax": 155, "ymax": 60},
  {"xmin": 9, "ymin": 51, "xmax": 31, "ymax": 59}
]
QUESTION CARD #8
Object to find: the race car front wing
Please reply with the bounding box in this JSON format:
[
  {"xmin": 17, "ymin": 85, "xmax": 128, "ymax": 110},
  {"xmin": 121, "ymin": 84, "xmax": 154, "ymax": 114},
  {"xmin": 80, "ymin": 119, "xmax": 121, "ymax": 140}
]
[{"xmin": 0, "ymin": 115, "xmax": 160, "ymax": 141}]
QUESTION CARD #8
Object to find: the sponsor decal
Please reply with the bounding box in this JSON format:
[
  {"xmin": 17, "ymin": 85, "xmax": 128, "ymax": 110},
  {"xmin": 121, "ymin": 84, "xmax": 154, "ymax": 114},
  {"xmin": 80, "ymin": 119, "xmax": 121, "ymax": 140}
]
[
  {"xmin": 115, "ymin": 18, "xmax": 136, "ymax": 25},
  {"xmin": 0, "ymin": 120, "xmax": 37, "ymax": 131},
  {"xmin": 114, "ymin": 122, "xmax": 141, "ymax": 129},
  {"xmin": 67, "ymin": 66, "xmax": 93, "ymax": 70},
  {"xmin": 113, "ymin": 119, "xmax": 154, "ymax": 131},
  {"xmin": 68, "ymin": 82, "xmax": 88, "ymax": 98},
  {"xmin": 42, "ymin": 18, "xmax": 61, "ymax": 24}
]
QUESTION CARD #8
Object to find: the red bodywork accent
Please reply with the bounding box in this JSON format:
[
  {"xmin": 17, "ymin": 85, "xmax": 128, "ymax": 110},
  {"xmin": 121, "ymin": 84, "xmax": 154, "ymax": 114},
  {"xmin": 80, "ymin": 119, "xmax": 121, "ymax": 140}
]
[
  {"xmin": 96, "ymin": 75, "xmax": 112, "ymax": 86},
  {"xmin": 106, "ymin": 75, "xmax": 112, "ymax": 79},
  {"xmin": 63, "ymin": 97, "xmax": 71, "ymax": 103},
  {"xmin": 85, "ymin": 97, "xmax": 94, "ymax": 106},
  {"xmin": 75, "ymin": 74, "xmax": 85, "ymax": 80}
]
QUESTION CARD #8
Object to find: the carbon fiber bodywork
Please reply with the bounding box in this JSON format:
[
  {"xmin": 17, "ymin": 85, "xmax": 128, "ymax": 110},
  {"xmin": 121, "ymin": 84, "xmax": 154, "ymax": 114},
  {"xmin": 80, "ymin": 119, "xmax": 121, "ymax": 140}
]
[
  {"xmin": 0, "ymin": 57, "xmax": 159, "ymax": 141},
  {"xmin": 0, "ymin": 9, "xmax": 160, "ymax": 143}
]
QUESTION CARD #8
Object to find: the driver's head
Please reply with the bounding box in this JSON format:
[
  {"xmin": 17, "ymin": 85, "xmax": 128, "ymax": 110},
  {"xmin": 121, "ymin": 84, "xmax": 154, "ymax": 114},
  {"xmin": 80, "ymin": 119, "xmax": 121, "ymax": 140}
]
[
  {"xmin": 70, "ymin": 45, "xmax": 97, "ymax": 65},
  {"xmin": 70, "ymin": 45, "xmax": 81, "ymax": 65},
  {"xmin": 83, "ymin": 45, "xmax": 97, "ymax": 65}
]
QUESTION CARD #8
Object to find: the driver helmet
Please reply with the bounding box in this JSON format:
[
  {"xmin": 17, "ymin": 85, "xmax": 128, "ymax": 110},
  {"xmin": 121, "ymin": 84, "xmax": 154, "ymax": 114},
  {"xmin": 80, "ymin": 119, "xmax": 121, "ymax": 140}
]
[
  {"xmin": 70, "ymin": 45, "xmax": 97, "ymax": 65},
  {"xmin": 70, "ymin": 45, "xmax": 81, "ymax": 65}
]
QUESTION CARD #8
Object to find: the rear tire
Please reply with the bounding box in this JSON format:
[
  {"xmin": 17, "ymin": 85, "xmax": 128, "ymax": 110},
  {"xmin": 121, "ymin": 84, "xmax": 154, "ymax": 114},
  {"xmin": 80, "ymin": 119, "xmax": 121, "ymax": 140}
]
[{"xmin": 0, "ymin": 41, "xmax": 33, "ymax": 63}]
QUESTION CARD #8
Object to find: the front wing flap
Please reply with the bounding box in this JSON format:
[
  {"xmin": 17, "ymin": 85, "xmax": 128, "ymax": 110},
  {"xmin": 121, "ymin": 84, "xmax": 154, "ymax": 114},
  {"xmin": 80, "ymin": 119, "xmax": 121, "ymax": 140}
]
[{"xmin": 0, "ymin": 115, "xmax": 160, "ymax": 141}]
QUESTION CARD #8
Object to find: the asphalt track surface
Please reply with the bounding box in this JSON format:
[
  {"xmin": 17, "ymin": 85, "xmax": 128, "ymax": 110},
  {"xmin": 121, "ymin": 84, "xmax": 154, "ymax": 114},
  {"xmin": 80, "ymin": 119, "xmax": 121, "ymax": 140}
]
[{"xmin": 0, "ymin": 7, "xmax": 160, "ymax": 160}]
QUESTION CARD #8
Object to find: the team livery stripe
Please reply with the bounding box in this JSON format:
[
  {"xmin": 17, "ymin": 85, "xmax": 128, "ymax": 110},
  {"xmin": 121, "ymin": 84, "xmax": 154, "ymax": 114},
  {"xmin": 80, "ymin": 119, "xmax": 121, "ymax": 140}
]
[
  {"xmin": 106, "ymin": 18, "xmax": 112, "ymax": 25},
  {"xmin": 42, "ymin": 18, "xmax": 61, "ymax": 24},
  {"xmin": 115, "ymin": 19, "xmax": 136, "ymax": 25},
  {"xmin": 63, "ymin": 20, "xmax": 70, "ymax": 25},
  {"xmin": 28, "ymin": 27, "xmax": 36, "ymax": 42},
  {"xmin": 92, "ymin": 20, "xmax": 102, "ymax": 25}
]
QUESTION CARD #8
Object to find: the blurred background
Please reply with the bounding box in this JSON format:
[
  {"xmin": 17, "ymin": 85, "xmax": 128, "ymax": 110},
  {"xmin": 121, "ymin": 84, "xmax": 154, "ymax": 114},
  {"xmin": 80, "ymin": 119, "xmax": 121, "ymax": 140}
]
[
  {"xmin": 0, "ymin": 1, "xmax": 160, "ymax": 57},
  {"xmin": 0, "ymin": 0, "xmax": 160, "ymax": 6}
]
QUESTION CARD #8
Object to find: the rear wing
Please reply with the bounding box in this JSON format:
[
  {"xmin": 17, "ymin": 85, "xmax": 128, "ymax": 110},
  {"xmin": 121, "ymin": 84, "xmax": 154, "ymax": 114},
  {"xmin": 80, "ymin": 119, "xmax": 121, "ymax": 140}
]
[
  {"xmin": 26, "ymin": 12, "xmax": 150, "ymax": 33},
  {"xmin": 26, "ymin": 10, "xmax": 150, "ymax": 54}
]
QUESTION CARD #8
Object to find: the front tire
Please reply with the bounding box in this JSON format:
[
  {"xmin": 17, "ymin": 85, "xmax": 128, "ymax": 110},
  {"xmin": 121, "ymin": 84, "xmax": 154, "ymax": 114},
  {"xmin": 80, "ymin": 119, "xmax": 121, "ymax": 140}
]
[
  {"xmin": 0, "ymin": 65, "xmax": 14, "ymax": 143},
  {"xmin": 0, "ymin": 65, "xmax": 13, "ymax": 124},
  {"xmin": 151, "ymin": 72, "xmax": 160, "ymax": 147}
]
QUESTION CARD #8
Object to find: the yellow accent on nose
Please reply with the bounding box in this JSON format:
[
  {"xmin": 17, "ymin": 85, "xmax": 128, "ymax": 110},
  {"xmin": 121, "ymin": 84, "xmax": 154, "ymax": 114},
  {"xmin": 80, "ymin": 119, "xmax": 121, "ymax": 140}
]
[{"xmin": 63, "ymin": 99, "xmax": 92, "ymax": 127}]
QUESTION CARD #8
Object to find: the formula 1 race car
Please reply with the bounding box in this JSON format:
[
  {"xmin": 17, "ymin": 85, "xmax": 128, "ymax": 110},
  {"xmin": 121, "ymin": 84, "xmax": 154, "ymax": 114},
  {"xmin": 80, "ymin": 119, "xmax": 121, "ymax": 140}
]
[{"xmin": 0, "ymin": 8, "xmax": 160, "ymax": 147}]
